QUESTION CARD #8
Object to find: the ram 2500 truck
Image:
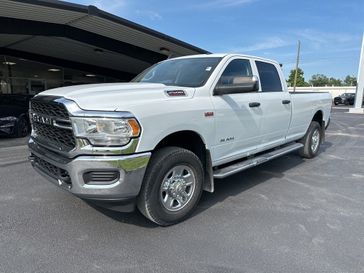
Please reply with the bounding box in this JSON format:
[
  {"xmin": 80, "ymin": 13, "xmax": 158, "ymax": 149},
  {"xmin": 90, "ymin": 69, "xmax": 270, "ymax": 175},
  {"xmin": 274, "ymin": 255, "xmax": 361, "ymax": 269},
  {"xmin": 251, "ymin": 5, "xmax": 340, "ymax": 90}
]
[{"xmin": 28, "ymin": 54, "xmax": 332, "ymax": 225}]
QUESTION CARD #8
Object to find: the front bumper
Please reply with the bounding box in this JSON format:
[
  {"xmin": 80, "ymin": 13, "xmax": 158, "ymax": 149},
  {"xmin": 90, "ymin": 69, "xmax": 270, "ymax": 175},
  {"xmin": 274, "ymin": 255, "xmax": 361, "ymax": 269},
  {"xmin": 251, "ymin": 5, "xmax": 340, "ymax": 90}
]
[{"xmin": 28, "ymin": 138, "xmax": 151, "ymax": 209}]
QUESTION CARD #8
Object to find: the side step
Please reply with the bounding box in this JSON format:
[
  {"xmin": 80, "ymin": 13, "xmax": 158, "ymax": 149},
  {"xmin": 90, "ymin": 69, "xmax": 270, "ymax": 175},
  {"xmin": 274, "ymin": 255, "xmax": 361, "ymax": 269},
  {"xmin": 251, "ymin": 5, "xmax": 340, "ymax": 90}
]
[{"xmin": 213, "ymin": 142, "xmax": 303, "ymax": 179}]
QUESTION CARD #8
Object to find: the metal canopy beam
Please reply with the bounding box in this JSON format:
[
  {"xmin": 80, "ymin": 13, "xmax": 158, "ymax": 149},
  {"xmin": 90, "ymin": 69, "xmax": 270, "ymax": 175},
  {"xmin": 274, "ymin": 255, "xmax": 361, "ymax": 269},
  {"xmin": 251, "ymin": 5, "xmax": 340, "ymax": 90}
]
[
  {"xmin": 0, "ymin": 47, "xmax": 135, "ymax": 80},
  {"xmin": 7, "ymin": 0, "xmax": 208, "ymax": 55},
  {"xmin": 0, "ymin": 17, "xmax": 166, "ymax": 64}
]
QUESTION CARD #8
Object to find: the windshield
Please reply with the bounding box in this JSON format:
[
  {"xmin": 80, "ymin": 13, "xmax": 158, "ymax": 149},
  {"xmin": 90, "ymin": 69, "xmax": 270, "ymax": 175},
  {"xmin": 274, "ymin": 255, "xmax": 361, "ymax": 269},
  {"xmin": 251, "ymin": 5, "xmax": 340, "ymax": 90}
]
[{"xmin": 132, "ymin": 57, "xmax": 222, "ymax": 87}]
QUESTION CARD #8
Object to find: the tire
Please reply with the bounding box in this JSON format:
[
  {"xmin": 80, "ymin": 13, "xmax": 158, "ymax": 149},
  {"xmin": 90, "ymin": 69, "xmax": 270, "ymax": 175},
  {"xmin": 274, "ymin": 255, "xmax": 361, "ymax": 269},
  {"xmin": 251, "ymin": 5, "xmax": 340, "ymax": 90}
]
[
  {"xmin": 137, "ymin": 147, "xmax": 204, "ymax": 226},
  {"xmin": 334, "ymin": 101, "xmax": 339, "ymax": 105},
  {"xmin": 298, "ymin": 121, "xmax": 322, "ymax": 159},
  {"xmin": 15, "ymin": 117, "xmax": 29, "ymax": 138}
]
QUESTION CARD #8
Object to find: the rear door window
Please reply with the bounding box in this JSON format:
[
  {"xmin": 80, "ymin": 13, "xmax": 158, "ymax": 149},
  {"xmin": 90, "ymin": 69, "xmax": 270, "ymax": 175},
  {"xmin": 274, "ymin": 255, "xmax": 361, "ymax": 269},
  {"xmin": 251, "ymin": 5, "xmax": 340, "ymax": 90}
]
[{"xmin": 255, "ymin": 61, "xmax": 283, "ymax": 92}]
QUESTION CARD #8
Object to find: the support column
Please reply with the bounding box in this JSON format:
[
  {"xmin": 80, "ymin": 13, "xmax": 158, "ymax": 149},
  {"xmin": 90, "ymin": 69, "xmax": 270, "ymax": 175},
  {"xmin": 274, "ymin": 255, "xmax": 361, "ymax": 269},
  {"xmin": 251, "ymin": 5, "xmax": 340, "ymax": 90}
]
[{"xmin": 349, "ymin": 33, "xmax": 364, "ymax": 114}]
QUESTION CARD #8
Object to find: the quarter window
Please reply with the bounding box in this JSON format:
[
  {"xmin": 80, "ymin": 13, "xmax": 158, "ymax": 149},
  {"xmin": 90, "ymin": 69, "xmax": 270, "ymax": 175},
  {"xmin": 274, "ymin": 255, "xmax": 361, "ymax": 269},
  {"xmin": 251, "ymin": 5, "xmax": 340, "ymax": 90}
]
[{"xmin": 255, "ymin": 61, "xmax": 282, "ymax": 92}]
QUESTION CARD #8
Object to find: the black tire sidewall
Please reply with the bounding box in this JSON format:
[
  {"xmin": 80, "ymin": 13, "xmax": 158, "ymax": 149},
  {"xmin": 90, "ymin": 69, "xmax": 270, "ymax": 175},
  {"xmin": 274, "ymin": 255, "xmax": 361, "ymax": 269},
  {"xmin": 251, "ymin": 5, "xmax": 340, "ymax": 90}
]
[
  {"xmin": 15, "ymin": 117, "xmax": 28, "ymax": 137},
  {"xmin": 139, "ymin": 147, "xmax": 204, "ymax": 225},
  {"xmin": 301, "ymin": 121, "xmax": 321, "ymax": 158}
]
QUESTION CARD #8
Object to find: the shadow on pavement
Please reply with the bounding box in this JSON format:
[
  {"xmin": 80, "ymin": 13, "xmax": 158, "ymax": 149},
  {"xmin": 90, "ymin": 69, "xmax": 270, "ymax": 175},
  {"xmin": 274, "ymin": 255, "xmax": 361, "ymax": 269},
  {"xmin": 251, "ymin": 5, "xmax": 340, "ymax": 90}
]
[
  {"xmin": 84, "ymin": 200, "xmax": 158, "ymax": 228},
  {"xmin": 197, "ymin": 153, "xmax": 304, "ymax": 212},
  {"xmin": 84, "ymin": 141, "xmax": 333, "ymax": 227},
  {"xmin": 196, "ymin": 141, "xmax": 332, "ymax": 215}
]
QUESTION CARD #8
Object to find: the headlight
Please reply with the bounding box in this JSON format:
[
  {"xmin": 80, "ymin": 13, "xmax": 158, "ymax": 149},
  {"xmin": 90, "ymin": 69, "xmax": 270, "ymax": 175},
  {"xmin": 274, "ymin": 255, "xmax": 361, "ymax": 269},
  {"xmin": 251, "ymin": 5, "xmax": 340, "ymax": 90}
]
[{"xmin": 71, "ymin": 117, "xmax": 140, "ymax": 146}]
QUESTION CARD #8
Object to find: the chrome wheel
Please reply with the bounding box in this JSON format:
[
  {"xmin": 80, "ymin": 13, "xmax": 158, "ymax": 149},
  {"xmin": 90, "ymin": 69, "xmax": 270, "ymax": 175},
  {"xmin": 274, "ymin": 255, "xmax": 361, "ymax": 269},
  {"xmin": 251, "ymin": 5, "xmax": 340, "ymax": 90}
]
[
  {"xmin": 311, "ymin": 128, "xmax": 320, "ymax": 153},
  {"xmin": 160, "ymin": 165, "xmax": 196, "ymax": 212}
]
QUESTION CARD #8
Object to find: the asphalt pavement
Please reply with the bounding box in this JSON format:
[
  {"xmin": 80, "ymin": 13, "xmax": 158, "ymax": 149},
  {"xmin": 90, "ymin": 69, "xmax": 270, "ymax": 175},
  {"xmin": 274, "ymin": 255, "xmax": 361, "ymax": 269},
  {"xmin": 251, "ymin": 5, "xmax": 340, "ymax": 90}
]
[
  {"xmin": 0, "ymin": 136, "xmax": 28, "ymax": 149},
  {"xmin": 1, "ymin": 108, "xmax": 364, "ymax": 273}
]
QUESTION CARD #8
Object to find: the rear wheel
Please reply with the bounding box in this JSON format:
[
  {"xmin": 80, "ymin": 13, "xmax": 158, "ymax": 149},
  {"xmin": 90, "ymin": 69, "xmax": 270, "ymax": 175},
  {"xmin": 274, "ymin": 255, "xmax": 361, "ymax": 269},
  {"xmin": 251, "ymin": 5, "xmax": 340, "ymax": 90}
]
[
  {"xmin": 137, "ymin": 147, "xmax": 203, "ymax": 226},
  {"xmin": 298, "ymin": 121, "xmax": 322, "ymax": 159}
]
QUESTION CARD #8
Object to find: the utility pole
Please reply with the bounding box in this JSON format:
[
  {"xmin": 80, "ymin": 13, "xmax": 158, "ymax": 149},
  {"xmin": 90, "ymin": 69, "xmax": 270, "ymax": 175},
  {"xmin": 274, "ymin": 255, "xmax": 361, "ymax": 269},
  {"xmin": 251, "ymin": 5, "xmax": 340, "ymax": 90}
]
[
  {"xmin": 293, "ymin": 40, "xmax": 301, "ymax": 92},
  {"xmin": 349, "ymin": 33, "xmax": 364, "ymax": 114}
]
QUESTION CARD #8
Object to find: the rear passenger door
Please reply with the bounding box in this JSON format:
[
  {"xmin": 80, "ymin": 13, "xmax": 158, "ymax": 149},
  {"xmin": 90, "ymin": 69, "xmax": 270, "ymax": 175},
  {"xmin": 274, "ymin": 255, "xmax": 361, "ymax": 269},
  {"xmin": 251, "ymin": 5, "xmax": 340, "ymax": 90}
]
[{"xmin": 255, "ymin": 61, "xmax": 291, "ymax": 150}]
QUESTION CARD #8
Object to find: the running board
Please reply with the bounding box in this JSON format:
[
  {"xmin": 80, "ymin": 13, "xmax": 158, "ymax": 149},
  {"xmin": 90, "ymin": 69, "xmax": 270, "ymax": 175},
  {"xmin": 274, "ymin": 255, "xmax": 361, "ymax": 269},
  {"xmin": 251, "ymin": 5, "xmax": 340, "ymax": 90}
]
[{"xmin": 213, "ymin": 142, "xmax": 304, "ymax": 179}]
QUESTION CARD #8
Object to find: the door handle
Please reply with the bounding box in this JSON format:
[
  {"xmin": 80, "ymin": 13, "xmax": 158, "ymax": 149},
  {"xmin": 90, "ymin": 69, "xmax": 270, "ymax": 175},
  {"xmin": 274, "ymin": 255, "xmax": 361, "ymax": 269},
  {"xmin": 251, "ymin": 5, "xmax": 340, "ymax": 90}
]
[
  {"xmin": 282, "ymin": 100, "xmax": 291, "ymax": 104},
  {"xmin": 249, "ymin": 102, "xmax": 261, "ymax": 108}
]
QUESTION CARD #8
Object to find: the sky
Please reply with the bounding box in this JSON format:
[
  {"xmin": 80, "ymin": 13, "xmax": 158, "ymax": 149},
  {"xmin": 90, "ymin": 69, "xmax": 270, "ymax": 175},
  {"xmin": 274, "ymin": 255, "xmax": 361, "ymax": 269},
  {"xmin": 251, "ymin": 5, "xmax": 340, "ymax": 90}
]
[{"xmin": 71, "ymin": 0, "xmax": 364, "ymax": 80}]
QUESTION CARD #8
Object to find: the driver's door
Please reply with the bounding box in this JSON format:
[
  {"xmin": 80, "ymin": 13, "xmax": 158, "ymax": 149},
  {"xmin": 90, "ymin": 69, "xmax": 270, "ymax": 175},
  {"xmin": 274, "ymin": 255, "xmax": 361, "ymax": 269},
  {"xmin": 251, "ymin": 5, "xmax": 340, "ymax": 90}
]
[{"xmin": 210, "ymin": 58, "xmax": 262, "ymax": 166}]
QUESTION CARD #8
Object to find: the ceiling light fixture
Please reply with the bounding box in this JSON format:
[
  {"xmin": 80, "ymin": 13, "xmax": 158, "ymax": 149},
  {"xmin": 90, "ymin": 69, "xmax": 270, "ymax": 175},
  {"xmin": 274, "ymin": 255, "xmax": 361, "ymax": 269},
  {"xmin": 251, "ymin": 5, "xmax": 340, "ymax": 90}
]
[
  {"xmin": 3, "ymin": 61, "xmax": 16, "ymax": 65},
  {"xmin": 48, "ymin": 68, "xmax": 61, "ymax": 72},
  {"xmin": 160, "ymin": 47, "xmax": 170, "ymax": 55},
  {"xmin": 85, "ymin": 74, "xmax": 96, "ymax": 77}
]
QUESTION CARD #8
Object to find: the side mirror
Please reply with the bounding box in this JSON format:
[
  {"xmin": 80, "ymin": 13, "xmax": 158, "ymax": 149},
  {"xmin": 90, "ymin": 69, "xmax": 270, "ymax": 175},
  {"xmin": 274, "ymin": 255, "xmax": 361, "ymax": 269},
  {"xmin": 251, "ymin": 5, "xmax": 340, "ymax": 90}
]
[{"xmin": 214, "ymin": 76, "xmax": 259, "ymax": 96}]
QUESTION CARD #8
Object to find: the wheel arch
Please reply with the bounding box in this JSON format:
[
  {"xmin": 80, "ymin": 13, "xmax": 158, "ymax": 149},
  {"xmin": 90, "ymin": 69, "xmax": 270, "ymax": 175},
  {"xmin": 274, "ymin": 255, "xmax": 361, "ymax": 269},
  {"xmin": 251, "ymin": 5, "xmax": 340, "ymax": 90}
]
[
  {"xmin": 312, "ymin": 109, "xmax": 324, "ymax": 128},
  {"xmin": 311, "ymin": 109, "xmax": 325, "ymax": 142},
  {"xmin": 154, "ymin": 130, "xmax": 214, "ymax": 193}
]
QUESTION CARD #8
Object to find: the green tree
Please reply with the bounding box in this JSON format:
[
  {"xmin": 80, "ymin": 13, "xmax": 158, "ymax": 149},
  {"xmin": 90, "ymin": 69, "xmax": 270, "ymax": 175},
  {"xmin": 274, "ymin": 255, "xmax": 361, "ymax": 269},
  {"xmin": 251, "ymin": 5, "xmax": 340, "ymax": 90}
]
[
  {"xmin": 287, "ymin": 68, "xmax": 308, "ymax": 87},
  {"xmin": 343, "ymin": 75, "xmax": 357, "ymax": 86},
  {"xmin": 328, "ymin": 77, "xmax": 342, "ymax": 86},
  {"xmin": 309, "ymin": 74, "xmax": 330, "ymax": 87}
]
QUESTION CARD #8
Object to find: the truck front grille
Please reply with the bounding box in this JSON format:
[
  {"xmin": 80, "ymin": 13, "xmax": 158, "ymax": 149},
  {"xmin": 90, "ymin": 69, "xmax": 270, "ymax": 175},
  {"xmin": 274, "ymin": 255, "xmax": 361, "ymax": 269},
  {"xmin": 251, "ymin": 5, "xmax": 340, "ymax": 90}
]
[
  {"xmin": 30, "ymin": 99, "xmax": 76, "ymax": 152},
  {"xmin": 32, "ymin": 122, "xmax": 76, "ymax": 151},
  {"xmin": 31, "ymin": 100, "xmax": 69, "ymax": 120}
]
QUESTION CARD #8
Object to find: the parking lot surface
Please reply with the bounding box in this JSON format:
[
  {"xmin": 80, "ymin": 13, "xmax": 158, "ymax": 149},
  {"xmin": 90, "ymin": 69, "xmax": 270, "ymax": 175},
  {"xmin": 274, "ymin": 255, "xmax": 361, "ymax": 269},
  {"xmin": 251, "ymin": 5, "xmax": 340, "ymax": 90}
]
[
  {"xmin": 1, "ymin": 108, "xmax": 364, "ymax": 273},
  {"xmin": 0, "ymin": 136, "xmax": 28, "ymax": 149}
]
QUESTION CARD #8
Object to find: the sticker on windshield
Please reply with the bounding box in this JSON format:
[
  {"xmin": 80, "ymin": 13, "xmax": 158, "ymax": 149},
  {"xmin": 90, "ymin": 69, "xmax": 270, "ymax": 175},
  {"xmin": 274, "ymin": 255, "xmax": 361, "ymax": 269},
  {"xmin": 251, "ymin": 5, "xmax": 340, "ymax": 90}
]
[{"xmin": 205, "ymin": 66, "xmax": 212, "ymax": 71}]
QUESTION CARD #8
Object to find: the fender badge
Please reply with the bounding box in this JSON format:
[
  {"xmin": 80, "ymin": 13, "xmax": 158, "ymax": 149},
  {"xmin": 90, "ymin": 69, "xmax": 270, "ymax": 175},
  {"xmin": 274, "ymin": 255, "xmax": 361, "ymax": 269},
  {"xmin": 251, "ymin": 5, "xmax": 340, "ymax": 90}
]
[
  {"xmin": 166, "ymin": 90, "xmax": 186, "ymax": 97},
  {"xmin": 204, "ymin": 111, "xmax": 214, "ymax": 117}
]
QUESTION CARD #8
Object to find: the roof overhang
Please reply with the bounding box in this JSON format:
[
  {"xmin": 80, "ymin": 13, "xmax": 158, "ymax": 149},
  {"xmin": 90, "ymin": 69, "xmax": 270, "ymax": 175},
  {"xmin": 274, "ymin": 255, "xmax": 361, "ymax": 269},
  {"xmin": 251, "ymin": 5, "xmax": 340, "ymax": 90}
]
[{"xmin": 0, "ymin": 0, "xmax": 209, "ymax": 80}]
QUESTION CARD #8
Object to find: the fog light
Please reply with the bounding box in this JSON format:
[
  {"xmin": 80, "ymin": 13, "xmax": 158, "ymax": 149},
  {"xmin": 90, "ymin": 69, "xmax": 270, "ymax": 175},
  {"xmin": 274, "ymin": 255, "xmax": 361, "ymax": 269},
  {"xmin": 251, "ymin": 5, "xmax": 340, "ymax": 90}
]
[{"xmin": 83, "ymin": 171, "xmax": 119, "ymax": 185}]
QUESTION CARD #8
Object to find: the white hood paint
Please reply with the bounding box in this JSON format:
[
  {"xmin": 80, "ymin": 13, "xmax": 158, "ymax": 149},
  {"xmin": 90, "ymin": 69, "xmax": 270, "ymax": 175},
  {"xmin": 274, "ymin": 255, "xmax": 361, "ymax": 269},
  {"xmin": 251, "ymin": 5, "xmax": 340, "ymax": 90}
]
[{"xmin": 39, "ymin": 82, "xmax": 196, "ymax": 111}]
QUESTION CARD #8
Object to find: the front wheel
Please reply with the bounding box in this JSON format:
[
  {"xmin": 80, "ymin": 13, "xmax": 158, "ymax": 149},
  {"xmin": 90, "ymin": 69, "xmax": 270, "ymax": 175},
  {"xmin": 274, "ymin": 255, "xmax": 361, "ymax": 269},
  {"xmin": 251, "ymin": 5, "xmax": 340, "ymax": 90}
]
[
  {"xmin": 298, "ymin": 121, "xmax": 322, "ymax": 159},
  {"xmin": 137, "ymin": 147, "xmax": 204, "ymax": 226}
]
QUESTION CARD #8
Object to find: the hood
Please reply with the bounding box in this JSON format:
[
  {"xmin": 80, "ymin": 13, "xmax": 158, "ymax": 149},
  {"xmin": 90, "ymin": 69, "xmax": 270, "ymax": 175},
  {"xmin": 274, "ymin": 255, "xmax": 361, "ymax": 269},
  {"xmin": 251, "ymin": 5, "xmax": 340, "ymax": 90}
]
[{"xmin": 38, "ymin": 82, "xmax": 196, "ymax": 111}]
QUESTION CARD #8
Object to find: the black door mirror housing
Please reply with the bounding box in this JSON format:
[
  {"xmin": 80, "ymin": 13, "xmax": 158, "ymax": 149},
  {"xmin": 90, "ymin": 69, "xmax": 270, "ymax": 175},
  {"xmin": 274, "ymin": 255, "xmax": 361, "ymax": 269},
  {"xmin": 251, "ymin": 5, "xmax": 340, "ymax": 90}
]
[{"xmin": 214, "ymin": 76, "xmax": 259, "ymax": 95}]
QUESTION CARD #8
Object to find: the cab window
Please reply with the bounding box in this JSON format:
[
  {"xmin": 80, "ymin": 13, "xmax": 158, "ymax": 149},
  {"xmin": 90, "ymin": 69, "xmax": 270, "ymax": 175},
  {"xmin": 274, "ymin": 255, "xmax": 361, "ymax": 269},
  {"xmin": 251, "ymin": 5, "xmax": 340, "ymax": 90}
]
[
  {"xmin": 218, "ymin": 59, "xmax": 252, "ymax": 86},
  {"xmin": 255, "ymin": 61, "xmax": 283, "ymax": 92}
]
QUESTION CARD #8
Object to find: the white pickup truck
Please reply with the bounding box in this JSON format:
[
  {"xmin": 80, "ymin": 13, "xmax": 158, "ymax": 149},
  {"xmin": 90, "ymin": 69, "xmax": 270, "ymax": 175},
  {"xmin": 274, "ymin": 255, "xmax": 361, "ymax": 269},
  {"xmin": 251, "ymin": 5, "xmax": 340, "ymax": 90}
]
[{"xmin": 28, "ymin": 54, "xmax": 332, "ymax": 225}]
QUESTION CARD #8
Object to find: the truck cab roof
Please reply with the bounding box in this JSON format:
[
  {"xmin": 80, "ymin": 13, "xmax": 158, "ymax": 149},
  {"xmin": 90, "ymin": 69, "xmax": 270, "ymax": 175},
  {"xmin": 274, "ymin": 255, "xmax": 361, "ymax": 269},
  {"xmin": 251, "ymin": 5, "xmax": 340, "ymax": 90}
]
[{"xmin": 172, "ymin": 53, "xmax": 280, "ymax": 66}]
